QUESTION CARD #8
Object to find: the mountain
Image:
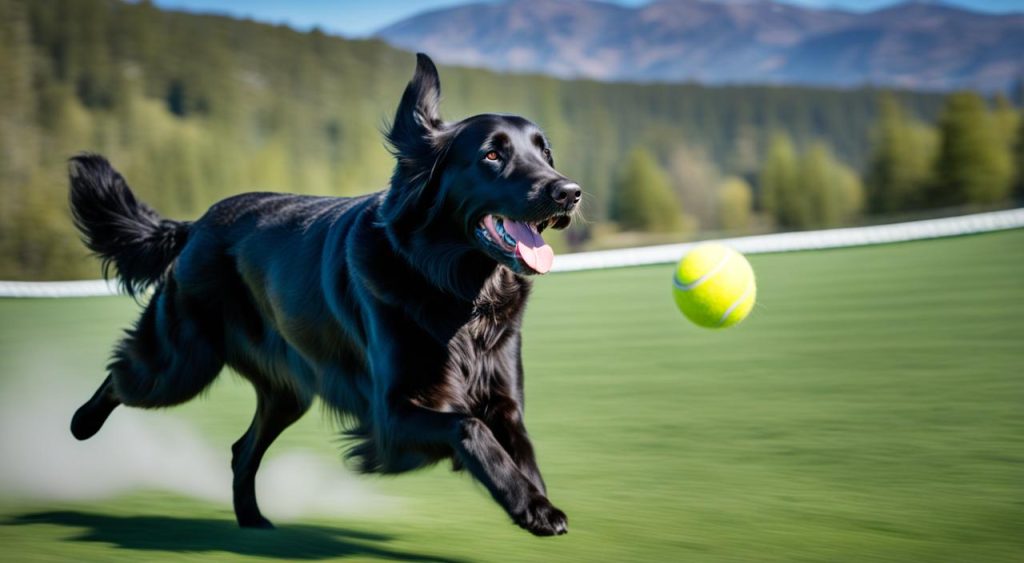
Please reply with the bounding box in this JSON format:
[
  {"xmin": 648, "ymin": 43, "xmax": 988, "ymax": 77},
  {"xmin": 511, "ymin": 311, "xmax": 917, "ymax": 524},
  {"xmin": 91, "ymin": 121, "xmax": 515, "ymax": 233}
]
[{"xmin": 376, "ymin": 0, "xmax": 1024, "ymax": 91}]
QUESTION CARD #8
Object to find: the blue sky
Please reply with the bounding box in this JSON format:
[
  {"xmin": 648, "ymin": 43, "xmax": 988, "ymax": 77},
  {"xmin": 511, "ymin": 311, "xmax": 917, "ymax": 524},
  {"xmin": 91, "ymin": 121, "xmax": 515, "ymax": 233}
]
[{"xmin": 147, "ymin": 0, "xmax": 1024, "ymax": 37}]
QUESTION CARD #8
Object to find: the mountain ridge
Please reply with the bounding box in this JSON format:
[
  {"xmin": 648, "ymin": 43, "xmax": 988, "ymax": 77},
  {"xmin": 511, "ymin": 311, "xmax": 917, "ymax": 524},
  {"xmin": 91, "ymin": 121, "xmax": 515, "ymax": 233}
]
[{"xmin": 375, "ymin": 0, "xmax": 1024, "ymax": 91}]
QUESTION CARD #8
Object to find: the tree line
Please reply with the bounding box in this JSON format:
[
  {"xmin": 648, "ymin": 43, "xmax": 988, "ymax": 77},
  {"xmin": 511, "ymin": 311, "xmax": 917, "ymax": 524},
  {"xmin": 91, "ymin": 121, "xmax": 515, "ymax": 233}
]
[
  {"xmin": 0, "ymin": 0, "xmax": 1007, "ymax": 280},
  {"xmin": 612, "ymin": 92, "xmax": 1022, "ymax": 236}
]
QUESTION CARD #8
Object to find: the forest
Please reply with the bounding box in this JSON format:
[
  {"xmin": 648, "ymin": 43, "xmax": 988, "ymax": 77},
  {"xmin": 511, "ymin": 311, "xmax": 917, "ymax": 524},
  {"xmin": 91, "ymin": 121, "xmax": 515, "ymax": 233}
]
[{"xmin": 0, "ymin": 0, "xmax": 1020, "ymax": 280}]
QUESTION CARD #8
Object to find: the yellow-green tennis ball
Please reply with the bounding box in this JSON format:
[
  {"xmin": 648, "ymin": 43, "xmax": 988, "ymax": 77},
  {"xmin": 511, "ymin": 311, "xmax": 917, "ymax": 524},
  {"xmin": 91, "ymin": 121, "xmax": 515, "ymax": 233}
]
[{"xmin": 672, "ymin": 243, "xmax": 756, "ymax": 329}]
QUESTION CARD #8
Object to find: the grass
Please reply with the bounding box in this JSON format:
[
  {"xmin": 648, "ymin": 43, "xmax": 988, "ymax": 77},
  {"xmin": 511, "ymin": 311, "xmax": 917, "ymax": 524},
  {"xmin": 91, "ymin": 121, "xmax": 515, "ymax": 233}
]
[{"xmin": 1, "ymin": 230, "xmax": 1023, "ymax": 562}]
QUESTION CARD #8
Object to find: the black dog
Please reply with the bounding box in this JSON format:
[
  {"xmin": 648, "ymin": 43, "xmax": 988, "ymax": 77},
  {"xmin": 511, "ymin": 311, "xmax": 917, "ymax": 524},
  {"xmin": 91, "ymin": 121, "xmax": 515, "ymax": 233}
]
[{"xmin": 67, "ymin": 54, "xmax": 580, "ymax": 536}]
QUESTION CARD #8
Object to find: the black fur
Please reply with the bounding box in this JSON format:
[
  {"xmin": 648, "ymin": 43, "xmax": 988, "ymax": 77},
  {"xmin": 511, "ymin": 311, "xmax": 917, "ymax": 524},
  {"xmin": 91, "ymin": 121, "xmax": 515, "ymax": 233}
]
[
  {"xmin": 68, "ymin": 53, "xmax": 581, "ymax": 536},
  {"xmin": 69, "ymin": 157, "xmax": 190, "ymax": 297}
]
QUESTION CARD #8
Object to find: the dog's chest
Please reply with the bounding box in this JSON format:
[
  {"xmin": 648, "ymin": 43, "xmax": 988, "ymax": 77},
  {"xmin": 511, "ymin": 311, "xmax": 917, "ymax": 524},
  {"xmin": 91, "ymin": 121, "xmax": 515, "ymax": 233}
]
[
  {"xmin": 466, "ymin": 268, "xmax": 528, "ymax": 350},
  {"xmin": 440, "ymin": 269, "xmax": 530, "ymax": 407},
  {"xmin": 443, "ymin": 317, "xmax": 519, "ymax": 409}
]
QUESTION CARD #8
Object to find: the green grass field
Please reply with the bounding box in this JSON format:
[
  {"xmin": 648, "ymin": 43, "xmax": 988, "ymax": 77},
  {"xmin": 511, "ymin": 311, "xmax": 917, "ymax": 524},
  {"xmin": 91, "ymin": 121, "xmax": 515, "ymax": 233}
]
[{"xmin": 1, "ymin": 230, "xmax": 1023, "ymax": 562}]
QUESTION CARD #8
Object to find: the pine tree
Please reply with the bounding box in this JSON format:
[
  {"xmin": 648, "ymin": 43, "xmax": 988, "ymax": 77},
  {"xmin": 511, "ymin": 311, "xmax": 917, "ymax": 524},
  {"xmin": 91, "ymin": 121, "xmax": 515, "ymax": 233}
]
[
  {"xmin": 992, "ymin": 95, "xmax": 1023, "ymax": 202},
  {"xmin": 801, "ymin": 142, "xmax": 863, "ymax": 227},
  {"xmin": 1014, "ymin": 117, "xmax": 1024, "ymax": 201},
  {"xmin": 759, "ymin": 133, "xmax": 803, "ymax": 228},
  {"xmin": 865, "ymin": 95, "xmax": 937, "ymax": 214},
  {"xmin": 831, "ymin": 161, "xmax": 865, "ymax": 226},
  {"xmin": 760, "ymin": 138, "xmax": 864, "ymax": 229},
  {"xmin": 716, "ymin": 176, "xmax": 753, "ymax": 232},
  {"xmin": 611, "ymin": 148, "xmax": 683, "ymax": 232},
  {"xmin": 667, "ymin": 143, "xmax": 719, "ymax": 230},
  {"xmin": 798, "ymin": 143, "xmax": 833, "ymax": 227},
  {"xmin": 0, "ymin": 0, "xmax": 38, "ymax": 186},
  {"xmin": 0, "ymin": 0, "xmax": 41, "ymax": 276},
  {"xmin": 931, "ymin": 93, "xmax": 1014, "ymax": 207},
  {"xmin": 992, "ymin": 95, "xmax": 1020, "ymax": 149}
]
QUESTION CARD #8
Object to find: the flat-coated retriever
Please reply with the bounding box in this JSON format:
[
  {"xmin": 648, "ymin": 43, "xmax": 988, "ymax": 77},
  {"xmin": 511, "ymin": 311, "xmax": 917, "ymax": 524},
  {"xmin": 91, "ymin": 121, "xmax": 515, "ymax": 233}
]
[{"xmin": 67, "ymin": 54, "xmax": 580, "ymax": 536}]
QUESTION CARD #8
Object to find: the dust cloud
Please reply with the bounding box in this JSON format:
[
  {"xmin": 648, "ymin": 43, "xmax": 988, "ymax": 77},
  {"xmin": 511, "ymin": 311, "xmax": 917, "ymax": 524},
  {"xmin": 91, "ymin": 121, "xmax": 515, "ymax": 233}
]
[{"xmin": 0, "ymin": 379, "xmax": 398, "ymax": 521}]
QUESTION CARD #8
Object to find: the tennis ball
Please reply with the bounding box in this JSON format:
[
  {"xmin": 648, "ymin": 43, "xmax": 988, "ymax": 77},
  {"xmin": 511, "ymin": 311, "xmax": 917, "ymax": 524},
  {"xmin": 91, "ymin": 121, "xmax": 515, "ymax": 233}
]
[{"xmin": 672, "ymin": 243, "xmax": 756, "ymax": 328}]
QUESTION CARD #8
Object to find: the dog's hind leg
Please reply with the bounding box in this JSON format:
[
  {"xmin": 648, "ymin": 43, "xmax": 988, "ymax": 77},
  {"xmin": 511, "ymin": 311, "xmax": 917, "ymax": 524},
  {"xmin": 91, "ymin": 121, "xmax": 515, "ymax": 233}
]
[
  {"xmin": 231, "ymin": 382, "xmax": 311, "ymax": 529},
  {"xmin": 110, "ymin": 278, "xmax": 225, "ymax": 407},
  {"xmin": 70, "ymin": 375, "xmax": 120, "ymax": 441},
  {"xmin": 71, "ymin": 279, "xmax": 225, "ymax": 439}
]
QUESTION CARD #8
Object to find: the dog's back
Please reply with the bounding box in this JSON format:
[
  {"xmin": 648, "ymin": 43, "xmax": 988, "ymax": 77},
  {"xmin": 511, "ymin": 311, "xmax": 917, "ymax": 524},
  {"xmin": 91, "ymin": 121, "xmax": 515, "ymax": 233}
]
[{"xmin": 189, "ymin": 191, "xmax": 382, "ymax": 418}]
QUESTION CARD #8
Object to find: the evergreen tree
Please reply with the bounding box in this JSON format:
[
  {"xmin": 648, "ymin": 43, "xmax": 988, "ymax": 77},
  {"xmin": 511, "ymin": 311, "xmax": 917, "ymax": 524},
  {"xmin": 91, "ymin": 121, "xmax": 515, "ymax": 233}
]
[
  {"xmin": 931, "ymin": 93, "xmax": 1014, "ymax": 207},
  {"xmin": 801, "ymin": 142, "xmax": 864, "ymax": 228},
  {"xmin": 0, "ymin": 0, "xmax": 41, "ymax": 272},
  {"xmin": 992, "ymin": 95, "xmax": 1020, "ymax": 149},
  {"xmin": 0, "ymin": 0, "xmax": 39, "ymax": 181},
  {"xmin": 797, "ymin": 143, "xmax": 832, "ymax": 227},
  {"xmin": 716, "ymin": 177, "xmax": 753, "ymax": 232},
  {"xmin": 611, "ymin": 148, "xmax": 682, "ymax": 232},
  {"xmin": 831, "ymin": 161, "xmax": 865, "ymax": 226},
  {"xmin": 1014, "ymin": 117, "xmax": 1024, "ymax": 201},
  {"xmin": 759, "ymin": 133, "xmax": 803, "ymax": 228},
  {"xmin": 993, "ymin": 95, "xmax": 1023, "ymax": 202},
  {"xmin": 865, "ymin": 95, "xmax": 937, "ymax": 214},
  {"xmin": 668, "ymin": 143, "xmax": 720, "ymax": 231}
]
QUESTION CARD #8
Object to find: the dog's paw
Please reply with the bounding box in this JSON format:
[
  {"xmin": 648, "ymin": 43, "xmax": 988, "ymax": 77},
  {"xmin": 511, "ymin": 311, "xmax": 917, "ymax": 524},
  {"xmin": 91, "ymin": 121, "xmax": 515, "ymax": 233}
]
[
  {"xmin": 518, "ymin": 496, "xmax": 568, "ymax": 537},
  {"xmin": 70, "ymin": 399, "xmax": 116, "ymax": 441},
  {"xmin": 237, "ymin": 513, "xmax": 275, "ymax": 530}
]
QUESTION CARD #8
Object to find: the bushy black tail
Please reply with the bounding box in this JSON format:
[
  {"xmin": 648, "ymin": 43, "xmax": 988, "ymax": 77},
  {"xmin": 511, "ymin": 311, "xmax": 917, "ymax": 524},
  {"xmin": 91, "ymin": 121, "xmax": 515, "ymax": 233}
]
[{"xmin": 68, "ymin": 154, "xmax": 189, "ymax": 296}]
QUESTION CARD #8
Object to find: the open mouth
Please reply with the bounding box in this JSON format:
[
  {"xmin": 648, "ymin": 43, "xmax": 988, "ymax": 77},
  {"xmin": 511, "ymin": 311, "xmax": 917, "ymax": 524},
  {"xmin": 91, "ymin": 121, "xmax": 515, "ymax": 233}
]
[{"xmin": 477, "ymin": 214, "xmax": 556, "ymax": 274}]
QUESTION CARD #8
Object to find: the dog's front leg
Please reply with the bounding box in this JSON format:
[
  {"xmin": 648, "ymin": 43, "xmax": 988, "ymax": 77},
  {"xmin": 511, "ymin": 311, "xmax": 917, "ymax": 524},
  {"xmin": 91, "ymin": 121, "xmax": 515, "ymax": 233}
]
[
  {"xmin": 392, "ymin": 402, "xmax": 568, "ymax": 536},
  {"xmin": 495, "ymin": 420, "xmax": 548, "ymax": 495},
  {"xmin": 484, "ymin": 398, "xmax": 549, "ymax": 495}
]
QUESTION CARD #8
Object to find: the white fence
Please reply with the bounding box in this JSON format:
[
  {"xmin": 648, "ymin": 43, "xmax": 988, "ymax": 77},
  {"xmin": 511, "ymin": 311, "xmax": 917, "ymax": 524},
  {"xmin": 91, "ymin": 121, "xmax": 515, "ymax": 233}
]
[
  {"xmin": 2, "ymin": 208, "xmax": 1023, "ymax": 297},
  {"xmin": 555, "ymin": 207, "xmax": 1024, "ymax": 272}
]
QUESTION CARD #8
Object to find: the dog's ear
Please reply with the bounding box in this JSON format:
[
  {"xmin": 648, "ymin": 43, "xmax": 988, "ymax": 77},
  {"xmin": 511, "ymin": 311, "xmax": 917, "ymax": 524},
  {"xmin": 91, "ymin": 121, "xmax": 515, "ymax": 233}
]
[
  {"xmin": 381, "ymin": 54, "xmax": 451, "ymax": 232},
  {"xmin": 386, "ymin": 53, "xmax": 444, "ymax": 161}
]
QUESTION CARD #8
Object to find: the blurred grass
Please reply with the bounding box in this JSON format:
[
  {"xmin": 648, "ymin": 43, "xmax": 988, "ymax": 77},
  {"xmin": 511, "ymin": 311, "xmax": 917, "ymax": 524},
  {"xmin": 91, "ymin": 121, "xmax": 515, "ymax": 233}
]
[{"xmin": 1, "ymin": 230, "xmax": 1023, "ymax": 562}]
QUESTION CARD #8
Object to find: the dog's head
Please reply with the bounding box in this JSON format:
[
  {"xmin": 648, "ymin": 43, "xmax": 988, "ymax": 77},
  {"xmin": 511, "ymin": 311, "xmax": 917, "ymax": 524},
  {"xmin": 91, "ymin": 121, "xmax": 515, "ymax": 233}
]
[{"xmin": 381, "ymin": 54, "xmax": 581, "ymax": 276}]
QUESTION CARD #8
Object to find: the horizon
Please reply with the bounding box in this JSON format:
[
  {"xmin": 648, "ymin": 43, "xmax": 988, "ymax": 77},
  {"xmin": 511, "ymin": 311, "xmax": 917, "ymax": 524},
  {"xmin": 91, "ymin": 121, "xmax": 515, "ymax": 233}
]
[{"xmin": 145, "ymin": 0, "xmax": 1024, "ymax": 38}]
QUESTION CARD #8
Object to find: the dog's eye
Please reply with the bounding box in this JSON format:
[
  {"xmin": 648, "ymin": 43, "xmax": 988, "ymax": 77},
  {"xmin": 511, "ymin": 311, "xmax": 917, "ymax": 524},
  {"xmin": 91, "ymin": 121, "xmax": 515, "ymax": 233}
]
[
  {"xmin": 543, "ymin": 148, "xmax": 551, "ymax": 158},
  {"xmin": 485, "ymin": 151, "xmax": 500, "ymax": 161}
]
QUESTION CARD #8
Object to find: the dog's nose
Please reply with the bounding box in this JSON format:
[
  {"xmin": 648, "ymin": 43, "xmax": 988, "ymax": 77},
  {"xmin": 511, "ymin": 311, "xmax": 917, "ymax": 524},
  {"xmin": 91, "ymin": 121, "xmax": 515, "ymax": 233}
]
[{"xmin": 551, "ymin": 182, "xmax": 582, "ymax": 209}]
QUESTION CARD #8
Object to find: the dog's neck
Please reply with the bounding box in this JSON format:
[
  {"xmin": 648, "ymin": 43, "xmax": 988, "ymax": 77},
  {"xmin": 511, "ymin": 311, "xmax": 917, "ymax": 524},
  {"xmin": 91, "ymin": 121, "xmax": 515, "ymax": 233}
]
[{"xmin": 380, "ymin": 216, "xmax": 512, "ymax": 305}]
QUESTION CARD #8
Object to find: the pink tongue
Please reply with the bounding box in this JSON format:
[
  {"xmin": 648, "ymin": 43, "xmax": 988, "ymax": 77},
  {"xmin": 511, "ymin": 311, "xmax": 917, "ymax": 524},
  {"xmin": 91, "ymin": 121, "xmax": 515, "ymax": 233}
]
[{"xmin": 504, "ymin": 220, "xmax": 554, "ymax": 274}]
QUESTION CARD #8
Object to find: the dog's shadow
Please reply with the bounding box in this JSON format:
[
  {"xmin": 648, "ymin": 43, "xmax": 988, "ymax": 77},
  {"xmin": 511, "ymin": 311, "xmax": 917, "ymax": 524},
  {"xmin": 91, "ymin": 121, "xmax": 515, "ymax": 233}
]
[{"xmin": 8, "ymin": 511, "xmax": 465, "ymax": 562}]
